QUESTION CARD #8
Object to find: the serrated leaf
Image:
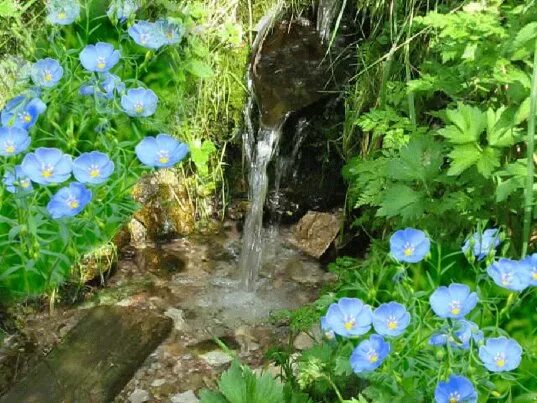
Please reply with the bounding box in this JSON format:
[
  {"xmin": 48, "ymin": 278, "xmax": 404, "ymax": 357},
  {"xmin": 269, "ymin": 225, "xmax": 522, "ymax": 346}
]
[
  {"xmin": 486, "ymin": 107, "xmax": 517, "ymax": 147},
  {"xmin": 511, "ymin": 22, "xmax": 537, "ymax": 52},
  {"xmin": 476, "ymin": 146, "xmax": 500, "ymax": 177},
  {"xmin": 377, "ymin": 184, "xmax": 425, "ymax": 221},
  {"xmin": 439, "ymin": 104, "xmax": 486, "ymax": 144},
  {"xmin": 447, "ymin": 144, "xmax": 481, "ymax": 176}
]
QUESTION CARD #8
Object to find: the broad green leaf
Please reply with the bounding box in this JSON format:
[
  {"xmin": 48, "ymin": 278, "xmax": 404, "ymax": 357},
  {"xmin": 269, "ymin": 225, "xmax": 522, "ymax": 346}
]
[
  {"xmin": 199, "ymin": 390, "xmax": 227, "ymax": 403},
  {"xmin": 439, "ymin": 104, "xmax": 486, "ymax": 144},
  {"xmin": 377, "ymin": 184, "xmax": 425, "ymax": 221},
  {"xmin": 511, "ymin": 22, "xmax": 537, "ymax": 52},
  {"xmin": 0, "ymin": 0, "xmax": 18, "ymax": 18},
  {"xmin": 187, "ymin": 59, "xmax": 214, "ymax": 78},
  {"xmin": 476, "ymin": 146, "xmax": 501, "ymax": 177},
  {"xmin": 486, "ymin": 107, "xmax": 517, "ymax": 147},
  {"xmin": 515, "ymin": 97, "xmax": 530, "ymax": 125},
  {"xmin": 447, "ymin": 144, "xmax": 482, "ymax": 176}
]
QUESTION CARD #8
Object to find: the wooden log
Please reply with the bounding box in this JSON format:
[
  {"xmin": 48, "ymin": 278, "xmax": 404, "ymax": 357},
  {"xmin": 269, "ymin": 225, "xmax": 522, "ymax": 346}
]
[{"xmin": 0, "ymin": 305, "xmax": 172, "ymax": 403}]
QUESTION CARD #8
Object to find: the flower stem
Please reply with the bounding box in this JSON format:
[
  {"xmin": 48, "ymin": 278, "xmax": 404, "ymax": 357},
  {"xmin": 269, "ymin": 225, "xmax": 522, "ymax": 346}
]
[{"xmin": 522, "ymin": 38, "xmax": 537, "ymax": 258}]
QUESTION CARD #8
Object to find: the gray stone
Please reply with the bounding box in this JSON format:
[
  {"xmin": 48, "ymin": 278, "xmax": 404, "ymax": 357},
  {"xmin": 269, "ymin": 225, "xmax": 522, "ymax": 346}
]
[
  {"xmin": 164, "ymin": 308, "xmax": 187, "ymax": 331},
  {"xmin": 289, "ymin": 211, "xmax": 341, "ymax": 258},
  {"xmin": 293, "ymin": 332, "xmax": 314, "ymax": 350},
  {"xmin": 129, "ymin": 388, "xmax": 150, "ymax": 403},
  {"xmin": 151, "ymin": 378, "xmax": 166, "ymax": 387},
  {"xmin": 0, "ymin": 306, "xmax": 172, "ymax": 403},
  {"xmin": 200, "ymin": 350, "xmax": 234, "ymax": 367},
  {"xmin": 171, "ymin": 390, "xmax": 200, "ymax": 403}
]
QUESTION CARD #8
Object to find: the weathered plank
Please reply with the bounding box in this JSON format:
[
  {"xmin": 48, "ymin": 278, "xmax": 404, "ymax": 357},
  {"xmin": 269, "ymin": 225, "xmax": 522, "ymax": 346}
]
[{"xmin": 0, "ymin": 305, "xmax": 172, "ymax": 403}]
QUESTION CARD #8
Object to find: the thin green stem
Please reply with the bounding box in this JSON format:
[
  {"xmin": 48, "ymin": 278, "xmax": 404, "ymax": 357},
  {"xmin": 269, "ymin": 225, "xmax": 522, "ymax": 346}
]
[{"xmin": 522, "ymin": 38, "xmax": 537, "ymax": 257}]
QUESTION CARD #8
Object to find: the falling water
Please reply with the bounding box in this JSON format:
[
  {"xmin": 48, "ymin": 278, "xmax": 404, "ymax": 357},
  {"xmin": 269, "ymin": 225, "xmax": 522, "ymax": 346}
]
[{"xmin": 239, "ymin": 118, "xmax": 286, "ymax": 292}]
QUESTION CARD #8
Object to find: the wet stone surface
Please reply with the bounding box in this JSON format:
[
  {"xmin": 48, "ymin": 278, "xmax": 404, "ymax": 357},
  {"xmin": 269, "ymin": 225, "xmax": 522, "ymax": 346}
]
[{"xmin": 0, "ymin": 223, "xmax": 328, "ymax": 402}]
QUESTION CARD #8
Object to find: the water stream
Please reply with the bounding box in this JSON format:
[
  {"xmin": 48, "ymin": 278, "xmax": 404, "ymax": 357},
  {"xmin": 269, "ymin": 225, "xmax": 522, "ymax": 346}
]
[{"xmin": 238, "ymin": 118, "xmax": 286, "ymax": 292}]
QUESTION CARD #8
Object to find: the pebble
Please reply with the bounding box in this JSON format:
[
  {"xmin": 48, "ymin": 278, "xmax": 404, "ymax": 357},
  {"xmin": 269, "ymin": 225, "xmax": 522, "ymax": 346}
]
[
  {"xmin": 293, "ymin": 332, "xmax": 314, "ymax": 350},
  {"xmin": 164, "ymin": 308, "xmax": 187, "ymax": 331},
  {"xmin": 150, "ymin": 378, "xmax": 166, "ymax": 387},
  {"xmin": 128, "ymin": 388, "xmax": 150, "ymax": 403},
  {"xmin": 200, "ymin": 350, "xmax": 234, "ymax": 367},
  {"xmin": 170, "ymin": 390, "xmax": 199, "ymax": 403}
]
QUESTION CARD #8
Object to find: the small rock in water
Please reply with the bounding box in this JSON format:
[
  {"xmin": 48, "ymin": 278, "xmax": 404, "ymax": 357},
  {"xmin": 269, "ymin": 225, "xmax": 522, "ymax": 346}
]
[
  {"xmin": 293, "ymin": 332, "xmax": 314, "ymax": 350},
  {"xmin": 171, "ymin": 390, "xmax": 200, "ymax": 403},
  {"xmin": 150, "ymin": 378, "xmax": 166, "ymax": 387},
  {"xmin": 129, "ymin": 388, "xmax": 150, "ymax": 403},
  {"xmin": 164, "ymin": 308, "xmax": 187, "ymax": 331},
  {"xmin": 200, "ymin": 350, "xmax": 234, "ymax": 367},
  {"xmin": 289, "ymin": 211, "xmax": 341, "ymax": 258}
]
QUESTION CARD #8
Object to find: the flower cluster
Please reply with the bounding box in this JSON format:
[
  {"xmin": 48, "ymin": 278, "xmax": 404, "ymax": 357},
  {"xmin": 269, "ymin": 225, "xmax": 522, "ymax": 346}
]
[
  {"xmin": 321, "ymin": 298, "xmax": 410, "ymax": 374},
  {"xmin": 462, "ymin": 228, "xmax": 501, "ymax": 261},
  {"xmin": 1, "ymin": 2, "xmax": 190, "ymax": 220}
]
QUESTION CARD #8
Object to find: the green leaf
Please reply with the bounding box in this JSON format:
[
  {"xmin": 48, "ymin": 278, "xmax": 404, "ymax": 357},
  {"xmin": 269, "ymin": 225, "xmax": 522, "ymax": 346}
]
[
  {"xmin": 187, "ymin": 59, "xmax": 214, "ymax": 78},
  {"xmin": 439, "ymin": 104, "xmax": 486, "ymax": 144},
  {"xmin": 475, "ymin": 146, "xmax": 501, "ymax": 177},
  {"xmin": 199, "ymin": 390, "xmax": 228, "ymax": 403},
  {"xmin": 446, "ymin": 144, "xmax": 482, "ymax": 176},
  {"xmin": 486, "ymin": 107, "xmax": 517, "ymax": 147},
  {"xmin": 377, "ymin": 184, "xmax": 425, "ymax": 221},
  {"xmin": 511, "ymin": 22, "xmax": 537, "ymax": 53},
  {"xmin": 0, "ymin": 0, "xmax": 18, "ymax": 18}
]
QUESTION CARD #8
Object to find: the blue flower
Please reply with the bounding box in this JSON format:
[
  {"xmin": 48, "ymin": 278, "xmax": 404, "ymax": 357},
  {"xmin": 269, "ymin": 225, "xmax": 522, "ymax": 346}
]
[
  {"xmin": 79, "ymin": 73, "xmax": 125, "ymax": 99},
  {"xmin": 0, "ymin": 127, "xmax": 30, "ymax": 157},
  {"xmin": 323, "ymin": 297, "xmax": 372, "ymax": 338},
  {"xmin": 372, "ymin": 302, "xmax": 410, "ymax": 337},
  {"xmin": 121, "ymin": 88, "xmax": 158, "ymax": 117},
  {"xmin": 80, "ymin": 42, "xmax": 121, "ymax": 73},
  {"xmin": 21, "ymin": 147, "xmax": 72, "ymax": 185},
  {"xmin": 107, "ymin": 0, "xmax": 139, "ymax": 22},
  {"xmin": 31, "ymin": 58, "xmax": 63, "ymax": 88},
  {"xmin": 47, "ymin": 182, "xmax": 92, "ymax": 219},
  {"xmin": 486, "ymin": 258, "xmax": 530, "ymax": 292},
  {"xmin": 47, "ymin": 0, "xmax": 80, "ymax": 25},
  {"xmin": 350, "ymin": 334, "xmax": 390, "ymax": 373},
  {"xmin": 128, "ymin": 21, "xmax": 166, "ymax": 50},
  {"xmin": 479, "ymin": 337, "xmax": 522, "ymax": 372},
  {"xmin": 429, "ymin": 283, "xmax": 478, "ymax": 319},
  {"xmin": 135, "ymin": 134, "xmax": 189, "ymax": 168},
  {"xmin": 434, "ymin": 375, "xmax": 477, "ymax": 403},
  {"xmin": 3, "ymin": 166, "xmax": 33, "ymax": 193},
  {"xmin": 73, "ymin": 151, "xmax": 115, "ymax": 184},
  {"xmin": 462, "ymin": 228, "xmax": 500, "ymax": 261},
  {"xmin": 389, "ymin": 228, "xmax": 430, "ymax": 263},
  {"xmin": 1, "ymin": 96, "xmax": 47, "ymax": 130},
  {"xmin": 453, "ymin": 320, "xmax": 483, "ymax": 350},
  {"xmin": 156, "ymin": 20, "xmax": 184, "ymax": 45},
  {"xmin": 320, "ymin": 316, "xmax": 335, "ymax": 340},
  {"xmin": 521, "ymin": 253, "xmax": 537, "ymax": 286},
  {"xmin": 429, "ymin": 331, "xmax": 448, "ymax": 347}
]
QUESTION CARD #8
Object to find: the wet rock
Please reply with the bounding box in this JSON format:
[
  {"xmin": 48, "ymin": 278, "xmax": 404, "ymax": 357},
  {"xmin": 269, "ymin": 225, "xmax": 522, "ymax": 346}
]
[
  {"xmin": 164, "ymin": 308, "xmax": 187, "ymax": 331},
  {"xmin": 74, "ymin": 243, "xmax": 117, "ymax": 283},
  {"xmin": 132, "ymin": 170, "xmax": 197, "ymax": 241},
  {"xmin": 289, "ymin": 211, "xmax": 341, "ymax": 258},
  {"xmin": 171, "ymin": 390, "xmax": 199, "ymax": 403},
  {"xmin": 286, "ymin": 258, "xmax": 325, "ymax": 284},
  {"xmin": 129, "ymin": 388, "xmax": 150, "ymax": 403},
  {"xmin": 293, "ymin": 332, "xmax": 314, "ymax": 350},
  {"xmin": 0, "ymin": 306, "xmax": 172, "ymax": 403},
  {"xmin": 128, "ymin": 218, "xmax": 147, "ymax": 249},
  {"xmin": 200, "ymin": 350, "xmax": 234, "ymax": 367}
]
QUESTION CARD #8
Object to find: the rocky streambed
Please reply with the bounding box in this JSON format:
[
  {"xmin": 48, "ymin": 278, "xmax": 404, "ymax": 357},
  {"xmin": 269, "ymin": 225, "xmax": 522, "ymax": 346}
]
[{"xmin": 0, "ymin": 221, "xmax": 335, "ymax": 402}]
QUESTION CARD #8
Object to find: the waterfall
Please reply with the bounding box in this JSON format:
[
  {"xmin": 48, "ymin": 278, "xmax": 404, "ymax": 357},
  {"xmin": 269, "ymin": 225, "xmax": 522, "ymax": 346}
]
[{"xmin": 239, "ymin": 118, "xmax": 286, "ymax": 292}]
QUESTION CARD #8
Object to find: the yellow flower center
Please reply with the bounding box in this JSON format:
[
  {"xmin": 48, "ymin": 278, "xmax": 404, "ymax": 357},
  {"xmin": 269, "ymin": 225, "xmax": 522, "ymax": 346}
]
[
  {"xmin": 44, "ymin": 71, "xmax": 53, "ymax": 82},
  {"xmin": 450, "ymin": 300, "xmax": 461, "ymax": 316},
  {"xmin": 41, "ymin": 168, "xmax": 53, "ymax": 178},
  {"xmin": 89, "ymin": 168, "xmax": 100, "ymax": 178},
  {"xmin": 344, "ymin": 320, "xmax": 355, "ymax": 330},
  {"xmin": 159, "ymin": 156, "xmax": 169, "ymax": 164},
  {"xmin": 496, "ymin": 358, "xmax": 505, "ymax": 368},
  {"xmin": 166, "ymin": 31, "xmax": 173, "ymax": 39},
  {"xmin": 449, "ymin": 396, "xmax": 460, "ymax": 403},
  {"xmin": 387, "ymin": 320, "xmax": 398, "ymax": 330},
  {"xmin": 23, "ymin": 113, "xmax": 32, "ymax": 123},
  {"xmin": 58, "ymin": 11, "xmax": 66, "ymax": 20},
  {"xmin": 533, "ymin": 271, "xmax": 537, "ymax": 280},
  {"xmin": 69, "ymin": 200, "xmax": 79, "ymax": 209},
  {"xmin": 5, "ymin": 144, "xmax": 15, "ymax": 154},
  {"xmin": 451, "ymin": 307, "xmax": 460, "ymax": 315},
  {"xmin": 403, "ymin": 247, "xmax": 413, "ymax": 256},
  {"xmin": 368, "ymin": 353, "xmax": 378, "ymax": 363},
  {"xmin": 97, "ymin": 62, "xmax": 106, "ymax": 69},
  {"xmin": 21, "ymin": 179, "xmax": 30, "ymax": 188},
  {"xmin": 134, "ymin": 103, "xmax": 144, "ymax": 113}
]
